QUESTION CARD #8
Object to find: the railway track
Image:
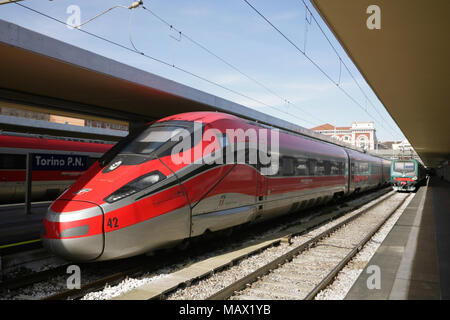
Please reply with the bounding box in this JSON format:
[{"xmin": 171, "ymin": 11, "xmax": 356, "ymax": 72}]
[
  {"xmin": 209, "ymin": 192, "xmax": 411, "ymax": 300},
  {"xmin": 88, "ymin": 187, "xmax": 394, "ymax": 300},
  {"xmin": 0, "ymin": 187, "xmax": 393, "ymax": 300},
  {"xmin": 160, "ymin": 191, "xmax": 409, "ymax": 300}
]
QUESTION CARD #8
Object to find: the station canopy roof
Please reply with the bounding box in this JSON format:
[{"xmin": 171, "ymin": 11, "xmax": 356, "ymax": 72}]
[
  {"xmin": 0, "ymin": 18, "xmax": 361, "ymax": 151},
  {"xmin": 311, "ymin": 0, "xmax": 450, "ymax": 168}
]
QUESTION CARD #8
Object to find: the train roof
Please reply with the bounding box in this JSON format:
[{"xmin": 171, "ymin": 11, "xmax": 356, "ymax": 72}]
[
  {"xmin": 0, "ymin": 132, "xmax": 113, "ymax": 154},
  {"xmin": 155, "ymin": 111, "xmax": 239, "ymax": 124},
  {"xmin": 154, "ymin": 111, "xmax": 391, "ymax": 161}
]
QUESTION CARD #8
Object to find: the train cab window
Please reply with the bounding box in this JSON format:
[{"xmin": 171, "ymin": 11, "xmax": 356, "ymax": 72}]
[
  {"xmin": 120, "ymin": 124, "xmax": 196, "ymax": 158},
  {"xmin": 394, "ymin": 161, "xmax": 415, "ymax": 173},
  {"xmin": 100, "ymin": 122, "xmax": 201, "ymax": 168},
  {"xmin": 126, "ymin": 127, "xmax": 188, "ymax": 154},
  {"xmin": 0, "ymin": 154, "xmax": 26, "ymax": 169}
]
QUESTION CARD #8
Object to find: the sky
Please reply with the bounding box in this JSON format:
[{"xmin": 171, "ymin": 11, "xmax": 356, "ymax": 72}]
[{"xmin": 0, "ymin": 0, "xmax": 405, "ymax": 142}]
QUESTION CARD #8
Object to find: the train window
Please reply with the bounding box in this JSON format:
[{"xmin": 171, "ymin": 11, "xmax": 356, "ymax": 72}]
[
  {"xmin": 308, "ymin": 159, "xmax": 317, "ymax": 176},
  {"xmin": 330, "ymin": 161, "xmax": 341, "ymax": 175},
  {"xmin": 86, "ymin": 157, "xmax": 98, "ymax": 168},
  {"xmin": 315, "ymin": 160, "xmax": 325, "ymax": 176},
  {"xmin": 295, "ymin": 158, "xmax": 309, "ymax": 176},
  {"xmin": 120, "ymin": 125, "xmax": 194, "ymax": 157},
  {"xmin": 339, "ymin": 161, "xmax": 345, "ymax": 175},
  {"xmin": 282, "ymin": 157, "xmax": 296, "ymax": 176},
  {"xmin": 324, "ymin": 160, "xmax": 332, "ymax": 175},
  {"xmin": 0, "ymin": 154, "xmax": 26, "ymax": 169},
  {"xmin": 358, "ymin": 162, "xmax": 369, "ymax": 174},
  {"xmin": 372, "ymin": 163, "xmax": 381, "ymax": 174},
  {"xmin": 394, "ymin": 161, "xmax": 415, "ymax": 173}
]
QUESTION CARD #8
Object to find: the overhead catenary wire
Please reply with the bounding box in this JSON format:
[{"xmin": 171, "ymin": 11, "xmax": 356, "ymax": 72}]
[
  {"xmin": 128, "ymin": 7, "xmax": 143, "ymax": 54},
  {"xmin": 140, "ymin": 5, "xmax": 327, "ymax": 126},
  {"xmin": 13, "ymin": 1, "xmax": 317, "ymax": 128},
  {"xmin": 14, "ymin": 0, "xmax": 399, "ymax": 139},
  {"xmin": 71, "ymin": 1, "xmax": 143, "ymax": 29},
  {"xmin": 242, "ymin": 0, "xmax": 402, "ymax": 140},
  {"xmin": 299, "ymin": 0, "xmax": 403, "ymax": 138}
]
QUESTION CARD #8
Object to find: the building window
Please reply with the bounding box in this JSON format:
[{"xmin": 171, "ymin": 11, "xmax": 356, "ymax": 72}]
[{"xmin": 357, "ymin": 135, "xmax": 369, "ymax": 149}]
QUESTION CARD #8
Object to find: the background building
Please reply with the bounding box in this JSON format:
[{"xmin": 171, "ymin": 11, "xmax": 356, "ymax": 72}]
[
  {"xmin": 310, "ymin": 120, "xmax": 423, "ymax": 163},
  {"xmin": 0, "ymin": 106, "xmax": 50, "ymax": 121},
  {"xmin": 0, "ymin": 105, "xmax": 128, "ymax": 132},
  {"xmin": 310, "ymin": 121, "xmax": 377, "ymax": 150},
  {"xmin": 373, "ymin": 139, "xmax": 422, "ymax": 163}
]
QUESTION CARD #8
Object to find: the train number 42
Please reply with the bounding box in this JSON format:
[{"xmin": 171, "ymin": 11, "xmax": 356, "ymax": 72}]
[{"xmin": 107, "ymin": 217, "xmax": 119, "ymax": 229}]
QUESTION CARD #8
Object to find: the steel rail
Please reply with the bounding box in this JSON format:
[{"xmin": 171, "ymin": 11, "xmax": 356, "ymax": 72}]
[
  {"xmin": 304, "ymin": 193, "xmax": 409, "ymax": 300},
  {"xmin": 41, "ymin": 256, "xmax": 157, "ymax": 300},
  {"xmin": 0, "ymin": 264, "xmax": 70, "ymax": 291},
  {"xmin": 37, "ymin": 188, "xmax": 391, "ymax": 300},
  {"xmin": 206, "ymin": 191, "xmax": 401, "ymax": 300}
]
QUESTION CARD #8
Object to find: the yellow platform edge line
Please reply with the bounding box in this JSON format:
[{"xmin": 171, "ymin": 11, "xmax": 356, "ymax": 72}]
[{"xmin": 0, "ymin": 238, "xmax": 41, "ymax": 249}]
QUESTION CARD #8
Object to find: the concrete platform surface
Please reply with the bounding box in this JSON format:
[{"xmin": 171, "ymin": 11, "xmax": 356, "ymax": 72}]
[
  {"xmin": 345, "ymin": 178, "xmax": 449, "ymax": 300},
  {"xmin": 0, "ymin": 202, "xmax": 49, "ymax": 246}
]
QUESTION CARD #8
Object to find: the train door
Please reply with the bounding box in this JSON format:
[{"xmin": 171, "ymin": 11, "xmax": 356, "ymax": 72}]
[
  {"xmin": 188, "ymin": 163, "xmax": 259, "ymax": 237},
  {"xmin": 256, "ymin": 171, "xmax": 268, "ymax": 217},
  {"xmin": 343, "ymin": 149, "xmax": 353, "ymax": 194},
  {"xmin": 350, "ymin": 160, "xmax": 356, "ymax": 192},
  {"xmin": 187, "ymin": 131, "xmax": 259, "ymax": 237}
]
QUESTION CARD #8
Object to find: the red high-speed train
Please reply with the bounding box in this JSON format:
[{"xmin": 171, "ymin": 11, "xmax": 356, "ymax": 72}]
[
  {"xmin": 0, "ymin": 133, "xmax": 113, "ymax": 203},
  {"xmin": 41, "ymin": 112, "xmax": 391, "ymax": 261}
]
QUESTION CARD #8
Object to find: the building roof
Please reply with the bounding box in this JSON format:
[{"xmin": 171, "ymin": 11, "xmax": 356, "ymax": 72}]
[
  {"xmin": 311, "ymin": 0, "xmax": 450, "ymax": 167},
  {"xmin": 310, "ymin": 123, "xmax": 335, "ymax": 130},
  {"xmin": 310, "ymin": 123, "xmax": 351, "ymax": 131},
  {"xmin": 380, "ymin": 141, "xmax": 402, "ymax": 149}
]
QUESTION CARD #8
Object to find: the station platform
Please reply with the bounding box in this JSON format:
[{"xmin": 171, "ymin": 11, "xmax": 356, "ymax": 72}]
[
  {"xmin": 345, "ymin": 177, "xmax": 450, "ymax": 300},
  {"xmin": 0, "ymin": 202, "xmax": 49, "ymax": 249}
]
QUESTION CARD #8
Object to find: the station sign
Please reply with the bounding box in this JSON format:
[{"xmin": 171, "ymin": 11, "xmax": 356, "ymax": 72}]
[{"xmin": 31, "ymin": 153, "xmax": 88, "ymax": 171}]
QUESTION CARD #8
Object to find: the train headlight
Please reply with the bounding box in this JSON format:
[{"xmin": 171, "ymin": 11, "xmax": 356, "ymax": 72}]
[
  {"xmin": 104, "ymin": 171, "xmax": 166, "ymax": 203},
  {"xmin": 412, "ymin": 176, "xmax": 418, "ymax": 180}
]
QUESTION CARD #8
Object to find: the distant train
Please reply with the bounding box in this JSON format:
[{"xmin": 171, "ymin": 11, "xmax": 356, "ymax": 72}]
[
  {"xmin": 0, "ymin": 133, "xmax": 113, "ymax": 203},
  {"xmin": 390, "ymin": 158, "xmax": 426, "ymax": 192},
  {"xmin": 41, "ymin": 112, "xmax": 392, "ymax": 262}
]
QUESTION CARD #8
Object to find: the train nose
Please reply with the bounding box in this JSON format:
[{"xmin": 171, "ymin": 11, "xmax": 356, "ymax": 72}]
[{"xmin": 41, "ymin": 200, "xmax": 104, "ymax": 261}]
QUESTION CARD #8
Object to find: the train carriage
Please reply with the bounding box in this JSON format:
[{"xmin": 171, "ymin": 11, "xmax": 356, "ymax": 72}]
[
  {"xmin": 391, "ymin": 159, "xmax": 426, "ymax": 192},
  {"xmin": 344, "ymin": 149, "xmax": 391, "ymax": 193},
  {"xmin": 41, "ymin": 112, "xmax": 391, "ymax": 261},
  {"xmin": 0, "ymin": 133, "xmax": 113, "ymax": 203}
]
